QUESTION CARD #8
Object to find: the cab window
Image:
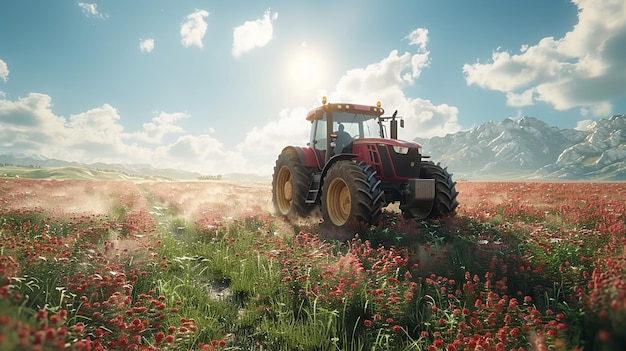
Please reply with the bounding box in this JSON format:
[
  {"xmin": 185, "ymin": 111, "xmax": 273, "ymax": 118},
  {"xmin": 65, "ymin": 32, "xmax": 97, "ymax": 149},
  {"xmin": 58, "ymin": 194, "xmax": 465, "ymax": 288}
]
[{"xmin": 312, "ymin": 119, "xmax": 327, "ymax": 151}]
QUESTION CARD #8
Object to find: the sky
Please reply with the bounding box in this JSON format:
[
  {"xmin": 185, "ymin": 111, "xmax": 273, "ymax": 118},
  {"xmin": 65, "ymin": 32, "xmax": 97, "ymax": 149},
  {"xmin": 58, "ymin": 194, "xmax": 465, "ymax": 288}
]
[{"xmin": 1, "ymin": 0, "xmax": 625, "ymax": 176}]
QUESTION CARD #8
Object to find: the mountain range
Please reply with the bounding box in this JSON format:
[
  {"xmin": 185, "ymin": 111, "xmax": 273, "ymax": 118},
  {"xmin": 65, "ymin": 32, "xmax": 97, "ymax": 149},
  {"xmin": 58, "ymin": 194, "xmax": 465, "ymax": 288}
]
[
  {"xmin": 1, "ymin": 114, "xmax": 624, "ymax": 181},
  {"xmin": 415, "ymin": 114, "xmax": 625, "ymax": 181}
]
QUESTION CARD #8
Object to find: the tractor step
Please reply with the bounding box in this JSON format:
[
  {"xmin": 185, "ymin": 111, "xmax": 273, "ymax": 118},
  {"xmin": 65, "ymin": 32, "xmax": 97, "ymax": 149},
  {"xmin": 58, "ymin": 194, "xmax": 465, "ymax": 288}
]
[{"xmin": 305, "ymin": 173, "xmax": 322, "ymax": 204}]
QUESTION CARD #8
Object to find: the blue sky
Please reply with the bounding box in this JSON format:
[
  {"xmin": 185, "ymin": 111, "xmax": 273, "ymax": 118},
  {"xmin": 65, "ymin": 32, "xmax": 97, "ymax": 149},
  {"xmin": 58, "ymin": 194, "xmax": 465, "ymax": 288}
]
[{"xmin": 1, "ymin": 0, "xmax": 625, "ymax": 175}]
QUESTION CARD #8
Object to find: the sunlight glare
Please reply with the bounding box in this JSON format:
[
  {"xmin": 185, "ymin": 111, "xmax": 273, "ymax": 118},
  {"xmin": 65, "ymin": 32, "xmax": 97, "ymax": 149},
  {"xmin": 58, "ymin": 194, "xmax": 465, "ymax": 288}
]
[{"xmin": 288, "ymin": 49, "xmax": 324, "ymax": 90}]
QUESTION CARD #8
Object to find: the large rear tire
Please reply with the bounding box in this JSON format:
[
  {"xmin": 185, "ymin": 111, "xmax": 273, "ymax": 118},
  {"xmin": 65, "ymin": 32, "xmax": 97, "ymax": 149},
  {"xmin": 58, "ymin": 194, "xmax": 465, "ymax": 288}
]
[
  {"xmin": 272, "ymin": 150, "xmax": 313, "ymax": 220},
  {"xmin": 419, "ymin": 161, "xmax": 459, "ymax": 218},
  {"xmin": 321, "ymin": 161, "xmax": 384, "ymax": 228}
]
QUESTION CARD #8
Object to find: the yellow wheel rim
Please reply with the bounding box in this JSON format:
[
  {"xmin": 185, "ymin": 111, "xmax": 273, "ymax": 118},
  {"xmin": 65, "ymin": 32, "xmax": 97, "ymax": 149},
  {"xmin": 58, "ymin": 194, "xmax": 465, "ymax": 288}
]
[
  {"xmin": 326, "ymin": 178, "xmax": 351, "ymax": 226},
  {"xmin": 276, "ymin": 166, "xmax": 293, "ymax": 215}
]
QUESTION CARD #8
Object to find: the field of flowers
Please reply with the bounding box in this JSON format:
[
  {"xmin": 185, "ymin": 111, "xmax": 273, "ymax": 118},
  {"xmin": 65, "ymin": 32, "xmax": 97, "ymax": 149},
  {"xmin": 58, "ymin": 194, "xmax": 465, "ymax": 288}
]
[{"xmin": 0, "ymin": 178, "xmax": 624, "ymax": 350}]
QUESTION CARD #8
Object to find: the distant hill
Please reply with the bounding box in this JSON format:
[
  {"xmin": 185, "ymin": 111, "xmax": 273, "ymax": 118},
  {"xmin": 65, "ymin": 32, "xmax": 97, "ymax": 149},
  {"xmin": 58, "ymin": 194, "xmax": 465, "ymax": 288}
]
[
  {"xmin": 0, "ymin": 166, "xmax": 154, "ymax": 181},
  {"xmin": 415, "ymin": 114, "xmax": 626, "ymax": 181},
  {"xmin": 0, "ymin": 155, "xmax": 204, "ymax": 181}
]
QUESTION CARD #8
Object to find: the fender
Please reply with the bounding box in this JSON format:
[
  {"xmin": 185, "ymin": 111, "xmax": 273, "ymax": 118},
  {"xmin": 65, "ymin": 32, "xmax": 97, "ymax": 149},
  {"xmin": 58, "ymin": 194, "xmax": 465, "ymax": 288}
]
[
  {"xmin": 281, "ymin": 146, "xmax": 319, "ymax": 169},
  {"xmin": 321, "ymin": 153, "xmax": 358, "ymax": 178}
]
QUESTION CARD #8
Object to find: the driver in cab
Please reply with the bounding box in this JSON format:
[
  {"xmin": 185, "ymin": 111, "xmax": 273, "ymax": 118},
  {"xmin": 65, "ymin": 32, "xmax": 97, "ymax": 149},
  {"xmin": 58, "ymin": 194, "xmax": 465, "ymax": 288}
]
[{"xmin": 333, "ymin": 123, "xmax": 352, "ymax": 154}]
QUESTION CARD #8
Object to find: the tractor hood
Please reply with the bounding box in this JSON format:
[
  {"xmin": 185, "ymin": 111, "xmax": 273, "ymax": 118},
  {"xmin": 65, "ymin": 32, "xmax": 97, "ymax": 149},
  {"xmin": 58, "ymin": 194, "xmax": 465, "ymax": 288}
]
[{"xmin": 352, "ymin": 138, "xmax": 423, "ymax": 149}]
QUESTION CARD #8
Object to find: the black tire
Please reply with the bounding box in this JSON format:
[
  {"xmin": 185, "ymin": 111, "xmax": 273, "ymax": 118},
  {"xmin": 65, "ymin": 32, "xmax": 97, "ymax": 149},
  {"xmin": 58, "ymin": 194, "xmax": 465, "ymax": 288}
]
[
  {"xmin": 419, "ymin": 161, "xmax": 459, "ymax": 218},
  {"xmin": 321, "ymin": 160, "xmax": 384, "ymax": 228},
  {"xmin": 272, "ymin": 150, "xmax": 313, "ymax": 220}
]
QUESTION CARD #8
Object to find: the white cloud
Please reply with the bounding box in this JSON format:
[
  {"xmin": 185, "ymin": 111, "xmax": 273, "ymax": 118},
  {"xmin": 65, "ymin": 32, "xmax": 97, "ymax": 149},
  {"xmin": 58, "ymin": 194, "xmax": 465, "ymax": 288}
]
[
  {"xmin": 463, "ymin": 0, "xmax": 626, "ymax": 118},
  {"xmin": 0, "ymin": 59, "xmax": 8, "ymax": 82},
  {"xmin": 404, "ymin": 28, "xmax": 431, "ymax": 79},
  {"xmin": 68, "ymin": 104, "xmax": 123, "ymax": 135},
  {"xmin": 77, "ymin": 2, "xmax": 108, "ymax": 19},
  {"xmin": 334, "ymin": 50, "xmax": 416, "ymax": 98},
  {"xmin": 575, "ymin": 119, "xmax": 593, "ymax": 130},
  {"xmin": 579, "ymin": 101, "xmax": 612, "ymax": 117},
  {"xmin": 139, "ymin": 38, "xmax": 154, "ymax": 53},
  {"xmin": 406, "ymin": 28, "xmax": 428, "ymax": 51},
  {"xmin": 65, "ymin": 104, "xmax": 140, "ymax": 159},
  {"xmin": 0, "ymin": 93, "xmax": 65, "ymax": 129},
  {"xmin": 232, "ymin": 9, "xmax": 278, "ymax": 58},
  {"xmin": 330, "ymin": 40, "xmax": 460, "ymax": 139},
  {"xmin": 124, "ymin": 111, "xmax": 186, "ymax": 144},
  {"xmin": 0, "ymin": 93, "xmax": 237, "ymax": 175},
  {"xmin": 0, "ymin": 94, "xmax": 73, "ymax": 155},
  {"xmin": 506, "ymin": 89, "xmax": 535, "ymax": 107},
  {"xmin": 155, "ymin": 135, "xmax": 246, "ymax": 175},
  {"xmin": 237, "ymin": 107, "xmax": 311, "ymax": 174},
  {"xmin": 180, "ymin": 9, "xmax": 209, "ymax": 48}
]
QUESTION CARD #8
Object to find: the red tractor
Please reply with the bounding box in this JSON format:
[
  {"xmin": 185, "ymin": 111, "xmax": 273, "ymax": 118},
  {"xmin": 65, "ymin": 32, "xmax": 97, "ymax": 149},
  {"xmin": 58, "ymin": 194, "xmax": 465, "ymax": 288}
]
[{"xmin": 272, "ymin": 97, "xmax": 458, "ymax": 228}]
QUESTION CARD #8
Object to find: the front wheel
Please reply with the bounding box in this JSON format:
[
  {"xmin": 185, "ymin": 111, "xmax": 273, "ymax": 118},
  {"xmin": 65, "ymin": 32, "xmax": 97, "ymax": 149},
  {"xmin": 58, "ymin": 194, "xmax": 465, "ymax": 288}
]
[
  {"xmin": 321, "ymin": 161, "xmax": 384, "ymax": 228},
  {"xmin": 419, "ymin": 161, "xmax": 459, "ymax": 218}
]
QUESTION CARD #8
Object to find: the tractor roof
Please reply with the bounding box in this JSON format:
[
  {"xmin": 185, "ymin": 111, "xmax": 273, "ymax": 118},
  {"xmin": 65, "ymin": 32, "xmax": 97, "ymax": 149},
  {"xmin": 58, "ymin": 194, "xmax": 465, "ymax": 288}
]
[{"xmin": 306, "ymin": 102, "xmax": 385, "ymax": 121}]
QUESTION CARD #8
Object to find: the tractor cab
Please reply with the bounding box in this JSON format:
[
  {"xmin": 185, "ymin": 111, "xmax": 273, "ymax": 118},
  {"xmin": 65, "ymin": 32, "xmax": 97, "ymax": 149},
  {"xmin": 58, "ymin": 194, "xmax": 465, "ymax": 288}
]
[{"xmin": 306, "ymin": 97, "xmax": 391, "ymax": 168}]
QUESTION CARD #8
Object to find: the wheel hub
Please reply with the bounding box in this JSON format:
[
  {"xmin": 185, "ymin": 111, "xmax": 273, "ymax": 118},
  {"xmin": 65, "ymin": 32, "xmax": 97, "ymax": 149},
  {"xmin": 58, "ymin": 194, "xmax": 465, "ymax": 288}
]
[
  {"xmin": 283, "ymin": 180, "xmax": 293, "ymax": 201},
  {"xmin": 327, "ymin": 178, "xmax": 351, "ymax": 226},
  {"xmin": 339, "ymin": 187, "xmax": 350, "ymax": 216},
  {"xmin": 275, "ymin": 166, "xmax": 293, "ymax": 215}
]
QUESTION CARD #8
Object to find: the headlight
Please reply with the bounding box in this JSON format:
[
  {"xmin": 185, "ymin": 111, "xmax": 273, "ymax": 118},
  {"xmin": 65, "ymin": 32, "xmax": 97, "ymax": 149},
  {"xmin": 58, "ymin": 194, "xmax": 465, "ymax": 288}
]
[{"xmin": 393, "ymin": 146, "xmax": 409, "ymax": 154}]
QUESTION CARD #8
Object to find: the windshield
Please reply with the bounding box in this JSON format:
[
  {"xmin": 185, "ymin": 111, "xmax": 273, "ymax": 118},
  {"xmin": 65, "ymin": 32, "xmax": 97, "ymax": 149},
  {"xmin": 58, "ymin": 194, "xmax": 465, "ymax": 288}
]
[{"xmin": 332, "ymin": 112, "xmax": 382, "ymax": 139}]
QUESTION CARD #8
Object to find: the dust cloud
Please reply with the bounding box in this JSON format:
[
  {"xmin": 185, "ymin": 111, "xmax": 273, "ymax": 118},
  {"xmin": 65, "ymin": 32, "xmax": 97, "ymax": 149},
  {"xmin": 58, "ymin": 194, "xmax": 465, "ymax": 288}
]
[
  {"xmin": 137, "ymin": 180, "xmax": 274, "ymax": 223},
  {"xmin": 1, "ymin": 179, "xmax": 132, "ymax": 215}
]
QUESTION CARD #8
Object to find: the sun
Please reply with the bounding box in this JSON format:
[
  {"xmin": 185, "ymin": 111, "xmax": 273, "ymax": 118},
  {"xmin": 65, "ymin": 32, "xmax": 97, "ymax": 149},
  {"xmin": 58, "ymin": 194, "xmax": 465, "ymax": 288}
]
[{"xmin": 287, "ymin": 45, "xmax": 325, "ymax": 90}]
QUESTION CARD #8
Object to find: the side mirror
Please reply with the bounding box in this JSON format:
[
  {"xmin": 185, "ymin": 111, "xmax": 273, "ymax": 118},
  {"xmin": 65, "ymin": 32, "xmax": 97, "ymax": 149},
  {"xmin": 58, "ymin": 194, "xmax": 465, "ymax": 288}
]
[{"xmin": 400, "ymin": 119, "xmax": 404, "ymax": 128}]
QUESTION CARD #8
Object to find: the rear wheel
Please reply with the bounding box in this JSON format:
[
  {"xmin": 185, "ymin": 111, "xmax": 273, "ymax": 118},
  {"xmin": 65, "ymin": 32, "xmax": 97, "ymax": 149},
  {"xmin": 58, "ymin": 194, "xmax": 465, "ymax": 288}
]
[
  {"xmin": 272, "ymin": 150, "xmax": 313, "ymax": 220},
  {"xmin": 321, "ymin": 161, "xmax": 384, "ymax": 228},
  {"xmin": 419, "ymin": 161, "xmax": 459, "ymax": 218}
]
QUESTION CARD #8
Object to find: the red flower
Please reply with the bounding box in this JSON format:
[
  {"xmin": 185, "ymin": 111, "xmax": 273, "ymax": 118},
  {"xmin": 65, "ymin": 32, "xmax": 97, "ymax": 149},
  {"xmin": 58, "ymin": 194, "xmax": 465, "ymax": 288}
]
[
  {"xmin": 598, "ymin": 329, "xmax": 611, "ymax": 342},
  {"xmin": 36, "ymin": 309, "xmax": 48, "ymax": 321},
  {"xmin": 523, "ymin": 296, "xmax": 532, "ymax": 304},
  {"xmin": 155, "ymin": 332, "xmax": 165, "ymax": 344}
]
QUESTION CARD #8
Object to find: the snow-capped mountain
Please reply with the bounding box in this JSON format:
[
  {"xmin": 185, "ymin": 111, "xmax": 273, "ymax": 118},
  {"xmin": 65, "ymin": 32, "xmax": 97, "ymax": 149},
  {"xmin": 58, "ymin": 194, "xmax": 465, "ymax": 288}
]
[{"xmin": 415, "ymin": 114, "xmax": 625, "ymax": 180}]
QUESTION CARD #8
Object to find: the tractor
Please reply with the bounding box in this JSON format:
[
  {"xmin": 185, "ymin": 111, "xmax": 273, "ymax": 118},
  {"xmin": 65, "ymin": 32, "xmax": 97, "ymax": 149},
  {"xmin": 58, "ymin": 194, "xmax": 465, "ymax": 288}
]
[{"xmin": 272, "ymin": 97, "xmax": 458, "ymax": 228}]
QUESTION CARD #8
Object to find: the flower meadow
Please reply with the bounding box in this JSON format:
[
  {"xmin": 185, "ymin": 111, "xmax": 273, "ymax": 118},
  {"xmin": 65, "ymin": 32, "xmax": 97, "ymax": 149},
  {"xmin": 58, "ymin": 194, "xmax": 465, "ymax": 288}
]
[{"xmin": 0, "ymin": 178, "xmax": 624, "ymax": 350}]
